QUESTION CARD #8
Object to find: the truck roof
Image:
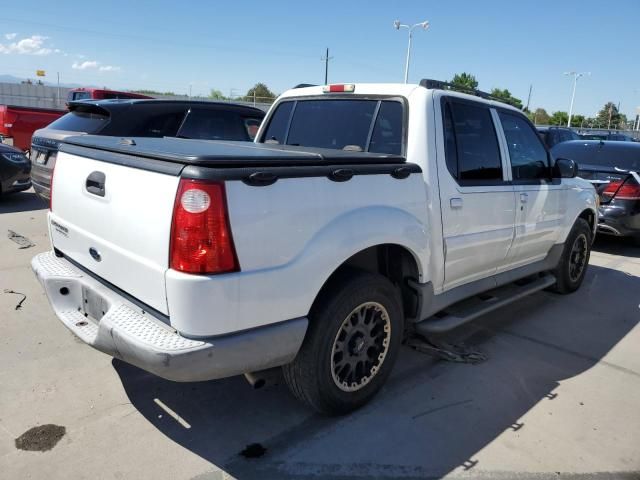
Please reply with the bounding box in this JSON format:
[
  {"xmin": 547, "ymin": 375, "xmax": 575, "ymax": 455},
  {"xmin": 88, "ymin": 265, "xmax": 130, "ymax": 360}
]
[{"xmin": 280, "ymin": 82, "xmax": 523, "ymax": 112}]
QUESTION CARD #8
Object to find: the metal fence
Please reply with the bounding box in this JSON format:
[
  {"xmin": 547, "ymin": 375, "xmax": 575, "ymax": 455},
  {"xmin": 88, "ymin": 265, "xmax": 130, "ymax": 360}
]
[{"xmin": 0, "ymin": 82, "xmax": 274, "ymax": 112}]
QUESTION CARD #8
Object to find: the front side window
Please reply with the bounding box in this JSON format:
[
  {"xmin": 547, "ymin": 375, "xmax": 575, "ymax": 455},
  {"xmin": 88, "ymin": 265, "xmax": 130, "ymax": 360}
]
[
  {"xmin": 443, "ymin": 100, "xmax": 503, "ymax": 184},
  {"xmin": 499, "ymin": 112, "xmax": 549, "ymax": 181}
]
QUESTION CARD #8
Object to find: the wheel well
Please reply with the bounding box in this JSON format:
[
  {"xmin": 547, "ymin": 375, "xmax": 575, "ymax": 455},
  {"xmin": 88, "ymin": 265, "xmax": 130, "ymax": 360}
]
[
  {"xmin": 578, "ymin": 209, "xmax": 595, "ymax": 232},
  {"xmin": 318, "ymin": 244, "xmax": 421, "ymax": 320}
]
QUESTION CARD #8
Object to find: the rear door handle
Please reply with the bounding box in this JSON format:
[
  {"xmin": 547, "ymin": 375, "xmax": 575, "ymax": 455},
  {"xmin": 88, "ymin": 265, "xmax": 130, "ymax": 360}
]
[
  {"xmin": 520, "ymin": 193, "xmax": 528, "ymax": 203},
  {"xmin": 86, "ymin": 171, "xmax": 106, "ymax": 197},
  {"xmin": 450, "ymin": 197, "xmax": 463, "ymax": 209}
]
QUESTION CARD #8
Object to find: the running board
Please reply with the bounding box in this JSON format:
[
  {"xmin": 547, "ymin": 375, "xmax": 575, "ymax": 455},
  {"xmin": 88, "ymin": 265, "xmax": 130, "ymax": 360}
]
[{"xmin": 415, "ymin": 274, "xmax": 556, "ymax": 334}]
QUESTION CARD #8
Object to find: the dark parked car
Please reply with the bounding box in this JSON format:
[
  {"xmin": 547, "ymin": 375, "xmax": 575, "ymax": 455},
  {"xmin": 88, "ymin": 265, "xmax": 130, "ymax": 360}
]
[
  {"xmin": 0, "ymin": 143, "xmax": 31, "ymax": 197},
  {"xmin": 552, "ymin": 140, "xmax": 640, "ymax": 243},
  {"xmin": 30, "ymin": 99, "xmax": 265, "ymax": 201},
  {"xmin": 536, "ymin": 126, "xmax": 580, "ymax": 148},
  {"xmin": 580, "ymin": 132, "xmax": 636, "ymax": 142}
]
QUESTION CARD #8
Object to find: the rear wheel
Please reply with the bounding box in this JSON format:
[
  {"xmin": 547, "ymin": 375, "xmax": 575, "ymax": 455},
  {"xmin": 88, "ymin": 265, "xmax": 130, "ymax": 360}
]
[
  {"xmin": 550, "ymin": 218, "xmax": 592, "ymax": 294},
  {"xmin": 283, "ymin": 271, "xmax": 403, "ymax": 415}
]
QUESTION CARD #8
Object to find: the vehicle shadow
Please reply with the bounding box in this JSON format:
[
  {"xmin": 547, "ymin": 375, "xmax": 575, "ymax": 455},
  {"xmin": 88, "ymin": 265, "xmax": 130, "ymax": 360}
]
[
  {"xmin": 114, "ymin": 264, "xmax": 640, "ymax": 479},
  {"xmin": 592, "ymin": 235, "xmax": 640, "ymax": 258},
  {"xmin": 0, "ymin": 190, "xmax": 47, "ymax": 214}
]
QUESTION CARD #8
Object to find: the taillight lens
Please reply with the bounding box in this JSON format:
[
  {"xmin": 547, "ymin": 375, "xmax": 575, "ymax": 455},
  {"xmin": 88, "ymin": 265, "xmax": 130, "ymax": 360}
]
[
  {"xmin": 602, "ymin": 179, "xmax": 640, "ymax": 200},
  {"xmin": 170, "ymin": 179, "xmax": 239, "ymax": 274}
]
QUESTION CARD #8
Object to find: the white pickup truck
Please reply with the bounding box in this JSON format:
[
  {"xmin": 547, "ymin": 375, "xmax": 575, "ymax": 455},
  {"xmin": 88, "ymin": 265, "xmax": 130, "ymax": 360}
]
[{"xmin": 32, "ymin": 81, "xmax": 598, "ymax": 414}]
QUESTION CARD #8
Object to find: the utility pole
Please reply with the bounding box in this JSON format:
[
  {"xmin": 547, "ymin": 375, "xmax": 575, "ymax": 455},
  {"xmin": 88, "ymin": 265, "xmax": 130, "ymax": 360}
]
[
  {"xmin": 321, "ymin": 47, "xmax": 333, "ymax": 85},
  {"xmin": 56, "ymin": 72, "xmax": 60, "ymax": 108},
  {"xmin": 525, "ymin": 84, "xmax": 532, "ymax": 112}
]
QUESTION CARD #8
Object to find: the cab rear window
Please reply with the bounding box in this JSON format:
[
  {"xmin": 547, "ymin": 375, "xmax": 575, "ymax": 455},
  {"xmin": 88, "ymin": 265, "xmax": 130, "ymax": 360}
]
[{"xmin": 261, "ymin": 99, "xmax": 404, "ymax": 155}]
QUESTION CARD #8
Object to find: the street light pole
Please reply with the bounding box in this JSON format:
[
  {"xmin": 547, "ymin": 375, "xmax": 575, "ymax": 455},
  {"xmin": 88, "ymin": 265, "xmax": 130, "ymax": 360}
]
[
  {"xmin": 564, "ymin": 71, "xmax": 589, "ymax": 127},
  {"xmin": 394, "ymin": 19, "xmax": 430, "ymax": 84}
]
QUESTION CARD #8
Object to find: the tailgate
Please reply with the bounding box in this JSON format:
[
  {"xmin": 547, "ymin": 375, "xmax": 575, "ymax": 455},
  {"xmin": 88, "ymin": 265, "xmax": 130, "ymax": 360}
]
[{"xmin": 50, "ymin": 150, "xmax": 180, "ymax": 315}]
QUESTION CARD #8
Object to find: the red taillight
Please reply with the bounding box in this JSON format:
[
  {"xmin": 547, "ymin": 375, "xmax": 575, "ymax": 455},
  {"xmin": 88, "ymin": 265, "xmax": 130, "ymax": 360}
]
[
  {"xmin": 322, "ymin": 84, "xmax": 356, "ymax": 93},
  {"xmin": 602, "ymin": 179, "xmax": 640, "ymax": 200},
  {"xmin": 169, "ymin": 179, "xmax": 239, "ymax": 274}
]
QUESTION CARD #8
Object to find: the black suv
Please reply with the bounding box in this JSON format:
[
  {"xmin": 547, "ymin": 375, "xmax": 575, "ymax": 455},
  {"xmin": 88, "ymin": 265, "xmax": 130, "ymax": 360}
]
[
  {"xmin": 30, "ymin": 99, "xmax": 265, "ymax": 201},
  {"xmin": 536, "ymin": 126, "xmax": 580, "ymax": 149}
]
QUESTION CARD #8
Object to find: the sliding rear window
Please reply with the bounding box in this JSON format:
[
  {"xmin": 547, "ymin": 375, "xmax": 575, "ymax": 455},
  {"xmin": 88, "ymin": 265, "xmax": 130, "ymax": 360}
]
[
  {"xmin": 261, "ymin": 99, "xmax": 404, "ymax": 154},
  {"xmin": 46, "ymin": 107, "xmax": 109, "ymax": 134}
]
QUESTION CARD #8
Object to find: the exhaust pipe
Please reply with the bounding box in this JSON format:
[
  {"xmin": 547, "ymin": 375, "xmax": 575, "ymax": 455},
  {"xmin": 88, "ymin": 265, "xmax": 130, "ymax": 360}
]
[{"xmin": 243, "ymin": 368, "xmax": 282, "ymax": 390}]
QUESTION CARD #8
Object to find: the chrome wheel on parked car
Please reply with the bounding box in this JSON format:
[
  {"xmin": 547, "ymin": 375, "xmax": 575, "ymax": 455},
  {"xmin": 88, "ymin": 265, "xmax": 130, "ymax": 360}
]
[{"xmin": 330, "ymin": 302, "xmax": 391, "ymax": 392}]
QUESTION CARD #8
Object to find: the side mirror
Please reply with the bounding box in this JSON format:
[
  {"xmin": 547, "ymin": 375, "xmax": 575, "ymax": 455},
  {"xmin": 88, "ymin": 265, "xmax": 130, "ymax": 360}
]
[{"xmin": 554, "ymin": 158, "xmax": 578, "ymax": 178}]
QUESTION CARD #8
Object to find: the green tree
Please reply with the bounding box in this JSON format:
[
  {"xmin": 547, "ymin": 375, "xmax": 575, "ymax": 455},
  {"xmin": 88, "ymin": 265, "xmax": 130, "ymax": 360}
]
[
  {"xmin": 570, "ymin": 114, "xmax": 586, "ymax": 128},
  {"xmin": 596, "ymin": 102, "xmax": 627, "ymax": 129},
  {"xmin": 530, "ymin": 108, "xmax": 550, "ymax": 125},
  {"xmin": 209, "ymin": 89, "xmax": 227, "ymax": 100},
  {"xmin": 490, "ymin": 88, "xmax": 523, "ymax": 109},
  {"xmin": 450, "ymin": 72, "xmax": 478, "ymax": 91},
  {"xmin": 244, "ymin": 83, "xmax": 277, "ymax": 103},
  {"xmin": 549, "ymin": 111, "xmax": 569, "ymax": 126}
]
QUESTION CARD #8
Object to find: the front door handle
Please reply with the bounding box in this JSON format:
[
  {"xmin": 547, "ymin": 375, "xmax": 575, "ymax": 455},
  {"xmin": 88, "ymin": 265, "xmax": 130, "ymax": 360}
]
[
  {"xmin": 520, "ymin": 193, "xmax": 528, "ymax": 203},
  {"xmin": 450, "ymin": 197, "xmax": 463, "ymax": 209}
]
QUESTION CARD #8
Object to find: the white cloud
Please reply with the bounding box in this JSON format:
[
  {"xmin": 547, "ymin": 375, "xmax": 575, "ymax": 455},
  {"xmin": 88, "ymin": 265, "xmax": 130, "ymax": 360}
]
[
  {"xmin": 0, "ymin": 35, "xmax": 52, "ymax": 55},
  {"xmin": 72, "ymin": 60, "xmax": 121, "ymax": 72},
  {"xmin": 72, "ymin": 60, "xmax": 98, "ymax": 70},
  {"xmin": 4, "ymin": 33, "xmax": 17, "ymax": 40}
]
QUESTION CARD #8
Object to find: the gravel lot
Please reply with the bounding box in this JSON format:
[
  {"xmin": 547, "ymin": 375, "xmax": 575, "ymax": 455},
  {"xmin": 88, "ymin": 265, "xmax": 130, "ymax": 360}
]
[{"xmin": 1, "ymin": 189, "xmax": 639, "ymax": 480}]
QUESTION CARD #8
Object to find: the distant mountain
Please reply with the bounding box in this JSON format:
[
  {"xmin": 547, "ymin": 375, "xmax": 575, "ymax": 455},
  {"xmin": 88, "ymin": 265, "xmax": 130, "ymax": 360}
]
[{"xmin": 0, "ymin": 73, "xmax": 87, "ymax": 88}]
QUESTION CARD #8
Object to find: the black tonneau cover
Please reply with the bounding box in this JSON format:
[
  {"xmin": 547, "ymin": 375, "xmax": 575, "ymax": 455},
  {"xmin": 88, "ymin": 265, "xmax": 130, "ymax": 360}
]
[{"xmin": 61, "ymin": 135, "xmax": 406, "ymax": 167}]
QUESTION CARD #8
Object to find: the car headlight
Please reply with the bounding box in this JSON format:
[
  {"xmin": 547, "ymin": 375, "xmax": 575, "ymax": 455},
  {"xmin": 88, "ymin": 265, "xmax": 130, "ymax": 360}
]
[{"xmin": 1, "ymin": 152, "xmax": 28, "ymax": 163}]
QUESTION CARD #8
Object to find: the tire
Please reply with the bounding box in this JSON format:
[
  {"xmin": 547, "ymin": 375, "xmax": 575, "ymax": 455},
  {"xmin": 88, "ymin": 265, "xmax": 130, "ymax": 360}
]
[
  {"xmin": 550, "ymin": 218, "xmax": 592, "ymax": 294},
  {"xmin": 283, "ymin": 270, "xmax": 404, "ymax": 415}
]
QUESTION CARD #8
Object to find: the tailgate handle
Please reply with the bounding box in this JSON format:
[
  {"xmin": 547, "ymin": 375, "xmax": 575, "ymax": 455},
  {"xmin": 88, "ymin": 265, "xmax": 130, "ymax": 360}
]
[{"xmin": 86, "ymin": 171, "xmax": 106, "ymax": 197}]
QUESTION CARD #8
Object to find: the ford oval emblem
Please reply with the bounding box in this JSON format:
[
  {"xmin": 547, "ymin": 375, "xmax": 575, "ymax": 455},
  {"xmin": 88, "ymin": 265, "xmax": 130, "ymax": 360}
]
[{"xmin": 89, "ymin": 247, "xmax": 102, "ymax": 262}]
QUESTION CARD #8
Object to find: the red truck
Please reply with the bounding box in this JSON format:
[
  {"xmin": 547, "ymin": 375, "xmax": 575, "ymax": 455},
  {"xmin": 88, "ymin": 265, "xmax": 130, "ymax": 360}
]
[
  {"xmin": 0, "ymin": 105, "xmax": 65, "ymax": 152},
  {"xmin": 67, "ymin": 88, "xmax": 152, "ymax": 103}
]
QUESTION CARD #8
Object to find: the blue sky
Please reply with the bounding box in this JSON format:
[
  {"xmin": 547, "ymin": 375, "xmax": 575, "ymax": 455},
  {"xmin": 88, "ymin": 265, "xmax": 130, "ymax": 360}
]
[{"xmin": 1, "ymin": 0, "xmax": 639, "ymax": 117}]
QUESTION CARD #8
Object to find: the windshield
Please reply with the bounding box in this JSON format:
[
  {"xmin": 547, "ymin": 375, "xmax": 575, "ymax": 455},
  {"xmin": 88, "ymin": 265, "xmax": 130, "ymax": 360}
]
[{"xmin": 261, "ymin": 99, "xmax": 404, "ymax": 155}]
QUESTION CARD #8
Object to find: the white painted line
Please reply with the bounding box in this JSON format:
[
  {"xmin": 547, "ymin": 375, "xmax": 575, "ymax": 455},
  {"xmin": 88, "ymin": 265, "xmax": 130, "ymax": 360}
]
[{"xmin": 153, "ymin": 398, "xmax": 191, "ymax": 429}]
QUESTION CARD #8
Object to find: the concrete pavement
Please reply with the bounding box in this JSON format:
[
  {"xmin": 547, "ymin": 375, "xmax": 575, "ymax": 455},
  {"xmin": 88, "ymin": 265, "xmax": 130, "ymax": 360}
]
[{"xmin": 1, "ymin": 189, "xmax": 639, "ymax": 479}]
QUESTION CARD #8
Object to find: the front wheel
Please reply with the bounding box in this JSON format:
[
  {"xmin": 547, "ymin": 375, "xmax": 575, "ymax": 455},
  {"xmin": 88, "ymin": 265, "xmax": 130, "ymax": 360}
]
[
  {"xmin": 550, "ymin": 218, "xmax": 592, "ymax": 294},
  {"xmin": 283, "ymin": 271, "xmax": 403, "ymax": 415}
]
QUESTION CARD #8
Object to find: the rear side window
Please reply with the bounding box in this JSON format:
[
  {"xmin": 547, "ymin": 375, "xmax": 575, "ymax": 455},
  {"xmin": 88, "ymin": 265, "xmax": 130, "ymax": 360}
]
[
  {"xmin": 499, "ymin": 112, "xmax": 549, "ymax": 181},
  {"xmin": 71, "ymin": 92, "xmax": 91, "ymax": 101},
  {"xmin": 263, "ymin": 101, "xmax": 293, "ymax": 144},
  {"xmin": 262, "ymin": 99, "xmax": 404, "ymax": 154},
  {"xmin": 46, "ymin": 109, "xmax": 109, "ymax": 133},
  {"xmin": 443, "ymin": 100, "xmax": 503, "ymax": 184},
  {"xmin": 177, "ymin": 109, "xmax": 251, "ymax": 141}
]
